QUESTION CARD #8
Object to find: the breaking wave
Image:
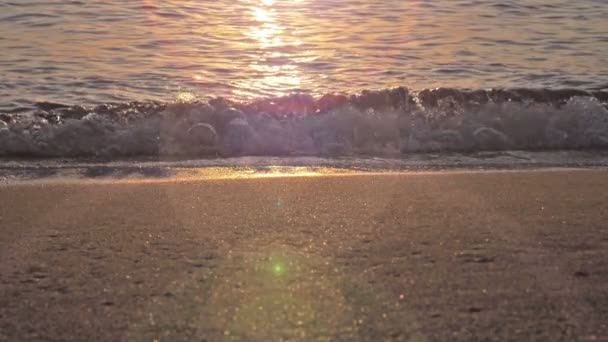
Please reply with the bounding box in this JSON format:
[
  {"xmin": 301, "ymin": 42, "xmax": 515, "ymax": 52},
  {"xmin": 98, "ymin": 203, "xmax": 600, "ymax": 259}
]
[{"xmin": 1, "ymin": 88, "xmax": 608, "ymax": 158}]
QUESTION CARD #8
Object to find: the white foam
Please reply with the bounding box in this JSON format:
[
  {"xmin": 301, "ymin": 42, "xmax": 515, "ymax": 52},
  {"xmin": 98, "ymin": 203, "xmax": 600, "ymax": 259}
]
[{"xmin": 0, "ymin": 95, "xmax": 607, "ymax": 158}]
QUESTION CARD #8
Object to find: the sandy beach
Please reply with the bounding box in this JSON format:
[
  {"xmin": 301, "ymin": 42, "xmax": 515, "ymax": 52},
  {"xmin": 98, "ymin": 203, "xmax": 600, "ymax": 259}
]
[{"xmin": 1, "ymin": 169, "xmax": 607, "ymax": 341}]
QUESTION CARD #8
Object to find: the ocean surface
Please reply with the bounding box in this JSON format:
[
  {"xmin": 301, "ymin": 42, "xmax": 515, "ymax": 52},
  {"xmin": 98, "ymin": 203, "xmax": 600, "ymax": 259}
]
[{"xmin": 1, "ymin": 0, "xmax": 608, "ymax": 159}]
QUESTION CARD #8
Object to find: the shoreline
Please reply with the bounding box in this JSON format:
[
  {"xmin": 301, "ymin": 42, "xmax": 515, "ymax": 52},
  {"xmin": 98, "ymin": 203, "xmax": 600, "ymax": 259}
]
[
  {"xmin": 1, "ymin": 150, "xmax": 608, "ymax": 184},
  {"xmin": 2, "ymin": 165, "xmax": 608, "ymax": 186}
]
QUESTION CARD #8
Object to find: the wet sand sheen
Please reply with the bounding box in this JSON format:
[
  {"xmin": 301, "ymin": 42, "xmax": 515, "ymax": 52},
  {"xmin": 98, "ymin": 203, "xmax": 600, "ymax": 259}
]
[{"xmin": 1, "ymin": 170, "xmax": 607, "ymax": 340}]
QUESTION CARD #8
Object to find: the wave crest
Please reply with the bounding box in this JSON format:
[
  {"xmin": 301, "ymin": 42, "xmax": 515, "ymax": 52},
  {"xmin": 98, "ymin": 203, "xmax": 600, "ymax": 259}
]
[{"xmin": 1, "ymin": 88, "xmax": 607, "ymax": 158}]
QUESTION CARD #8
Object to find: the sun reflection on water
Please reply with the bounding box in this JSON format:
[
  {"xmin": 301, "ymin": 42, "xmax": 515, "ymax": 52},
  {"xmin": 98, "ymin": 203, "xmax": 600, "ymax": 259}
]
[{"xmin": 235, "ymin": 0, "xmax": 303, "ymax": 98}]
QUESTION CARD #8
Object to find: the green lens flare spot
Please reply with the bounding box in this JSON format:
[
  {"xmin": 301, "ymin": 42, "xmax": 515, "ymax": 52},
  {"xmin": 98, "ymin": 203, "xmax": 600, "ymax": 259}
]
[{"xmin": 272, "ymin": 263, "xmax": 284, "ymax": 276}]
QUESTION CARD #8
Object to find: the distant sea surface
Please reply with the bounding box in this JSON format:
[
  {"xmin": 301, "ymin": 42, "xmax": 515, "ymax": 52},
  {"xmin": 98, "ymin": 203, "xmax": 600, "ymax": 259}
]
[{"xmin": 1, "ymin": 0, "xmax": 607, "ymax": 108}]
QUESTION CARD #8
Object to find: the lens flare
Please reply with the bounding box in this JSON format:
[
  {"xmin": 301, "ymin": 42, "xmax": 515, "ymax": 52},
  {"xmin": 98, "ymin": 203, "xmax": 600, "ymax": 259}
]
[{"xmin": 272, "ymin": 262, "xmax": 284, "ymax": 276}]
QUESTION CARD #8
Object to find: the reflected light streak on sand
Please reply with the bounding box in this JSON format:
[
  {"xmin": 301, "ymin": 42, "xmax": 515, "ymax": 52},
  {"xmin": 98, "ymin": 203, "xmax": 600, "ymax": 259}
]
[{"xmin": 179, "ymin": 166, "xmax": 357, "ymax": 180}]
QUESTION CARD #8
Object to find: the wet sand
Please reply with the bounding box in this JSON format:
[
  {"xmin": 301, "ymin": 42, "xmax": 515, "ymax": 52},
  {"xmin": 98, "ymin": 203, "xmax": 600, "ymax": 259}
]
[{"xmin": 1, "ymin": 170, "xmax": 607, "ymax": 341}]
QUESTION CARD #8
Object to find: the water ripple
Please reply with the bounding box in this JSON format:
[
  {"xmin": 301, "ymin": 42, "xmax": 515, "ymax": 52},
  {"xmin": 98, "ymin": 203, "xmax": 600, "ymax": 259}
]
[{"xmin": 0, "ymin": 0, "xmax": 607, "ymax": 108}]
